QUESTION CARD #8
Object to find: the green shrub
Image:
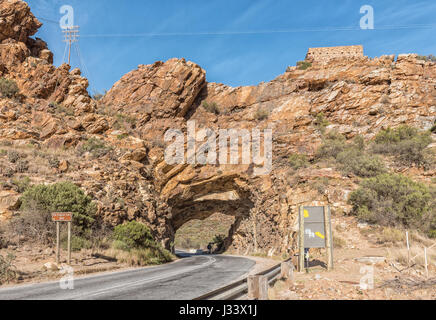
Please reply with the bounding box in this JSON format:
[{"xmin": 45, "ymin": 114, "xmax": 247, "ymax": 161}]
[
  {"xmin": 431, "ymin": 120, "xmax": 436, "ymax": 133},
  {"xmin": 78, "ymin": 137, "xmax": 112, "ymax": 158},
  {"xmin": 297, "ymin": 61, "xmax": 312, "ymax": 70},
  {"xmin": 212, "ymin": 234, "xmax": 225, "ymax": 250},
  {"xmin": 315, "ymin": 130, "xmax": 348, "ymax": 160},
  {"xmin": 52, "ymin": 103, "xmax": 75, "ymax": 116},
  {"xmin": 202, "ymin": 102, "xmax": 220, "ymax": 115},
  {"xmin": 61, "ymin": 235, "xmax": 92, "ymax": 252},
  {"xmin": 349, "ymin": 173, "xmax": 432, "ymax": 232},
  {"xmin": 113, "ymin": 221, "xmax": 154, "ymax": 250},
  {"xmin": 310, "ymin": 177, "xmax": 330, "ymax": 194},
  {"xmin": 0, "ymin": 253, "xmax": 17, "ymax": 284},
  {"xmin": 7, "ymin": 150, "xmax": 21, "ymax": 163},
  {"xmin": 374, "ymin": 125, "xmax": 422, "ymax": 144},
  {"xmin": 254, "ymin": 108, "xmax": 270, "ymax": 121},
  {"xmin": 111, "ymin": 221, "xmax": 173, "ymax": 265},
  {"xmin": 48, "ymin": 156, "xmax": 60, "ymax": 169},
  {"xmin": 416, "ymin": 54, "xmax": 436, "ymax": 62},
  {"xmin": 11, "ymin": 176, "xmax": 31, "ymax": 193},
  {"xmin": 117, "ymin": 133, "xmax": 129, "ymax": 140},
  {"xmin": 113, "ymin": 113, "xmax": 136, "ymax": 131},
  {"xmin": 372, "ymin": 125, "xmax": 433, "ymax": 168},
  {"xmin": 110, "ymin": 246, "xmax": 173, "ymax": 266},
  {"xmin": 288, "ymin": 153, "xmax": 309, "ymax": 170},
  {"xmin": 314, "ymin": 113, "xmax": 330, "ymax": 133},
  {"xmin": 0, "ymin": 78, "xmax": 19, "ymax": 98},
  {"xmin": 16, "ymin": 160, "xmax": 29, "ymax": 173},
  {"xmin": 336, "ymin": 149, "xmax": 386, "ymax": 177},
  {"xmin": 19, "ymin": 182, "xmax": 97, "ymax": 236}
]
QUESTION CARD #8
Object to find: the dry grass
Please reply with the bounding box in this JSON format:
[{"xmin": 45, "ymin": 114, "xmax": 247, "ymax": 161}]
[
  {"xmin": 388, "ymin": 245, "xmax": 436, "ymax": 268},
  {"xmin": 105, "ymin": 246, "xmax": 174, "ymax": 266},
  {"xmin": 333, "ymin": 236, "xmax": 347, "ymax": 248},
  {"xmin": 268, "ymin": 279, "xmax": 289, "ymax": 300},
  {"xmin": 377, "ymin": 227, "xmax": 405, "ymax": 245},
  {"xmin": 386, "ymin": 231, "xmax": 436, "ymax": 269},
  {"xmin": 410, "ymin": 231, "xmax": 435, "ymax": 247}
]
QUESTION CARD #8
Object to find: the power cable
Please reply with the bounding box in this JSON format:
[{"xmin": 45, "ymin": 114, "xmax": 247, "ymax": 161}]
[
  {"xmin": 79, "ymin": 23, "xmax": 436, "ymax": 38},
  {"xmin": 73, "ymin": 42, "xmax": 97, "ymax": 95}
]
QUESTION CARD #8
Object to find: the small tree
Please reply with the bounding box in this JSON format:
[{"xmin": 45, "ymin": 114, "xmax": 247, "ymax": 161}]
[{"xmin": 17, "ymin": 182, "xmax": 97, "ymax": 242}]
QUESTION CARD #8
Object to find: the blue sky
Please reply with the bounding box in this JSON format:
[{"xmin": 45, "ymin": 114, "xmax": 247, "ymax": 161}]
[{"xmin": 26, "ymin": 0, "xmax": 436, "ymax": 95}]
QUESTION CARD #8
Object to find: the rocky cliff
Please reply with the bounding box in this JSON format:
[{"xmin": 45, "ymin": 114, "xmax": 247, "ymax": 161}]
[{"xmin": 0, "ymin": 0, "xmax": 435, "ymax": 255}]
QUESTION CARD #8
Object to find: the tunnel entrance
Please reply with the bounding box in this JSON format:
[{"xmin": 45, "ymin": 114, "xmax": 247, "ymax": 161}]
[
  {"xmin": 174, "ymin": 213, "xmax": 235, "ymax": 252},
  {"xmin": 168, "ymin": 190, "xmax": 254, "ymax": 254}
]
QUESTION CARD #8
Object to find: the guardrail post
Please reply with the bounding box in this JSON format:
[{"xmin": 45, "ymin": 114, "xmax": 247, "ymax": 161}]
[
  {"xmin": 248, "ymin": 275, "xmax": 269, "ymax": 300},
  {"xmin": 248, "ymin": 276, "xmax": 259, "ymax": 300},
  {"xmin": 258, "ymin": 275, "xmax": 268, "ymax": 300},
  {"xmin": 281, "ymin": 261, "xmax": 295, "ymax": 284}
]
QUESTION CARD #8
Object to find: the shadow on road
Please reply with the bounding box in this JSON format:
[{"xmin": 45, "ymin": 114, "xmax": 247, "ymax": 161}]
[{"xmin": 175, "ymin": 249, "xmax": 216, "ymax": 258}]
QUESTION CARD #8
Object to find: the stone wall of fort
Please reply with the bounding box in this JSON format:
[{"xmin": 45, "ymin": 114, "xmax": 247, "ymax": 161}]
[{"xmin": 306, "ymin": 45, "xmax": 364, "ymax": 63}]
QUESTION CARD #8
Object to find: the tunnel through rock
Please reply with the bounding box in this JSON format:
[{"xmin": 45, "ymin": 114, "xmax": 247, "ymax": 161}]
[{"xmin": 168, "ymin": 189, "xmax": 254, "ymax": 254}]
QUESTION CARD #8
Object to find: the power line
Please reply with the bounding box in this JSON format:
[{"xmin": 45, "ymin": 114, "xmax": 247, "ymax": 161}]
[
  {"xmin": 73, "ymin": 41, "xmax": 97, "ymax": 95},
  {"xmin": 35, "ymin": 14, "xmax": 436, "ymax": 37},
  {"xmin": 79, "ymin": 23, "xmax": 436, "ymax": 38},
  {"xmin": 36, "ymin": 16, "xmax": 59, "ymax": 25},
  {"xmin": 61, "ymin": 41, "xmax": 68, "ymax": 64}
]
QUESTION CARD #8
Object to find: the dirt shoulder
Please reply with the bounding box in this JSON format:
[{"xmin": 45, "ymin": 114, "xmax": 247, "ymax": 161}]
[
  {"xmin": 0, "ymin": 245, "xmax": 182, "ymax": 288},
  {"xmin": 270, "ymin": 216, "xmax": 436, "ymax": 300}
]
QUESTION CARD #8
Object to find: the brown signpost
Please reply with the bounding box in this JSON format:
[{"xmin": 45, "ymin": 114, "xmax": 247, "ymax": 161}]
[{"xmin": 52, "ymin": 212, "xmax": 73, "ymax": 265}]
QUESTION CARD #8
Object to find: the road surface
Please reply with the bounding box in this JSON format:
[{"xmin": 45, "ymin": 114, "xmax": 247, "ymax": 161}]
[{"xmin": 0, "ymin": 253, "xmax": 255, "ymax": 300}]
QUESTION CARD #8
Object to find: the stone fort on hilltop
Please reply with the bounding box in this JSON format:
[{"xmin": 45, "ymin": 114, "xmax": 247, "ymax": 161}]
[{"xmin": 306, "ymin": 45, "xmax": 364, "ymax": 63}]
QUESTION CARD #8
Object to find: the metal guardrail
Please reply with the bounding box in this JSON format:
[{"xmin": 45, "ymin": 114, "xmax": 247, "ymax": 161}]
[{"xmin": 193, "ymin": 258, "xmax": 291, "ymax": 300}]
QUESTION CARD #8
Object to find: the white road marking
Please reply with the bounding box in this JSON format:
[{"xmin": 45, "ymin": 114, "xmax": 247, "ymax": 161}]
[{"xmin": 68, "ymin": 256, "xmax": 217, "ymax": 300}]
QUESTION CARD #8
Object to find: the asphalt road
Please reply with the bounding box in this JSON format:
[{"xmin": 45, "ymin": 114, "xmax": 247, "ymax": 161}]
[{"xmin": 0, "ymin": 254, "xmax": 255, "ymax": 300}]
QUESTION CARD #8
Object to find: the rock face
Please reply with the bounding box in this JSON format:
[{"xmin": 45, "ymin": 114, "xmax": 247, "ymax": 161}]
[
  {"xmin": 0, "ymin": 0, "xmax": 41, "ymax": 43},
  {"xmin": 0, "ymin": 0, "xmax": 435, "ymax": 256},
  {"xmin": 102, "ymin": 58, "xmax": 206, "ymax": 118},
  {"xmin": 0, "ymin": 0, "xmax": 95, "ymax": 115}
]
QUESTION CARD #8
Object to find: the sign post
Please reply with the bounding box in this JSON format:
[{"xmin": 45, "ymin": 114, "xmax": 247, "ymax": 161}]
[
  {"xmin": 67, "ymin": 221, "xmax": 72, "ymax": 265},
  {"xmin": 51, "ymin": 212, "xmax": 73, "ymax": 265},
  {"xmin": 324, "ymin": 206, "xmax": 333, "ymax": 271},
  {"xmin": 298, "ymin": 207, "xmax": 305, "ymax": 272},
  {"xmin": 299, "ymin": 206, "xmax": 333, "ymax": 272},
  {"xmin": 56, "ymin": 221, "xmax": 60, "ymax": 264}
]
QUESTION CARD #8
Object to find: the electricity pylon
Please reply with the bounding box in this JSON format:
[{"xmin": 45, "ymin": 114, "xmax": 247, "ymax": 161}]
[{"xmin": 62, "ymin": 26, "xmax": 79, "ymax": 65}]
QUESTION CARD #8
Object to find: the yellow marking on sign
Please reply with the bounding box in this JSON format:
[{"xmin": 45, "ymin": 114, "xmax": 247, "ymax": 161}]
[
  {"xmin": 304, "ymin": 210, "xmax": 309, "ymax": 218},
  {"xmin": 315, "ymin": 232, "xmax": 325, "ymax": 239}
]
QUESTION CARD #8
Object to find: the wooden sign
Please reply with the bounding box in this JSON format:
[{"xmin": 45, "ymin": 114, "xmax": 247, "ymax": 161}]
[
  {"xmin": 52, "ymin": 212, "xmax": 73, "ymax": 265},
  {"xmin": 52, "ymin": 212, "xmax": 73, "ymax": 222}
]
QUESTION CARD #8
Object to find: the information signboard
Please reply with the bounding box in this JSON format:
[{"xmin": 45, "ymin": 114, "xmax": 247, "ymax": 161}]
[{"xmin": 298, "ymin": 206, "xmax": 333, "ymax": 271}]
